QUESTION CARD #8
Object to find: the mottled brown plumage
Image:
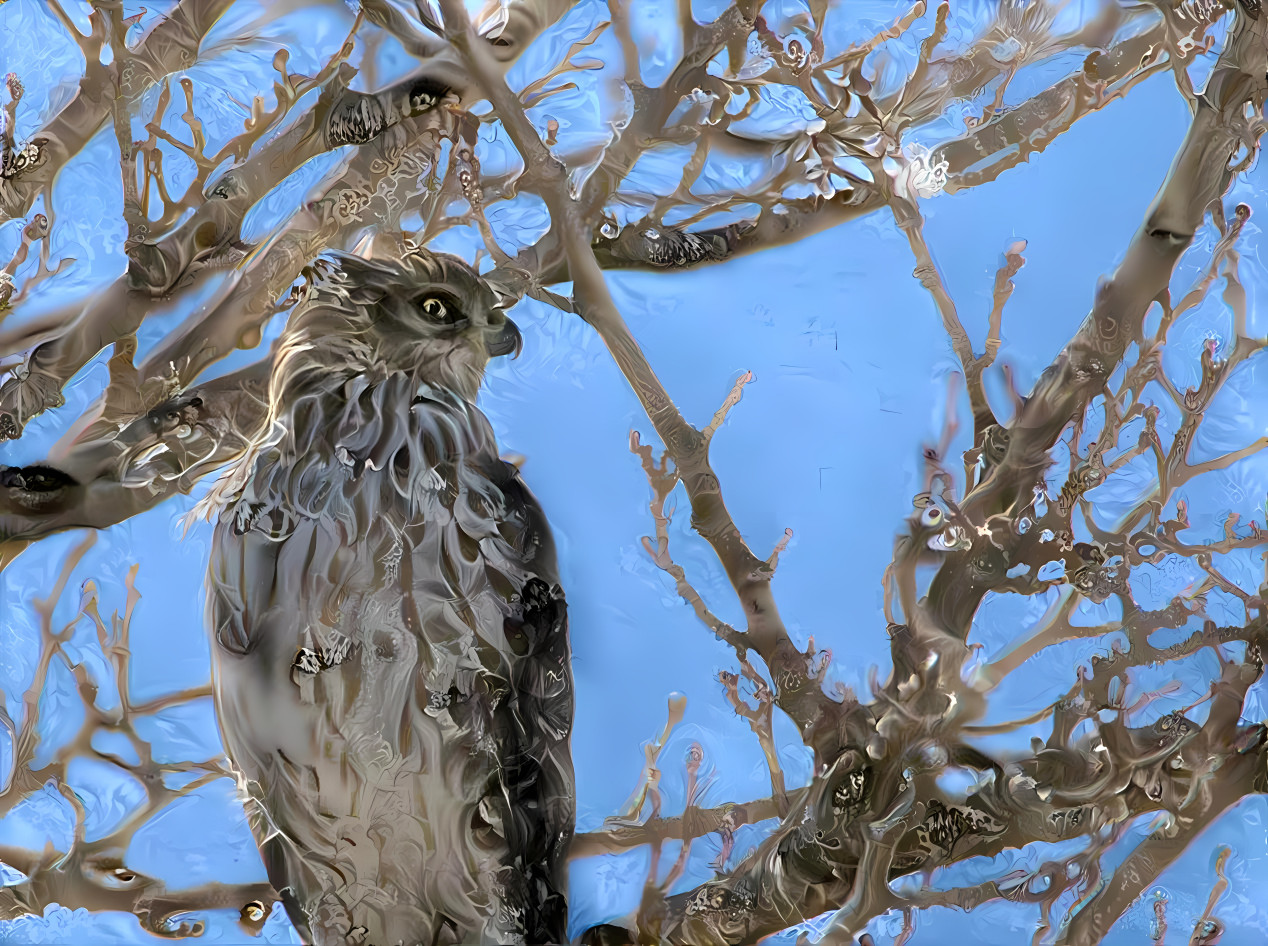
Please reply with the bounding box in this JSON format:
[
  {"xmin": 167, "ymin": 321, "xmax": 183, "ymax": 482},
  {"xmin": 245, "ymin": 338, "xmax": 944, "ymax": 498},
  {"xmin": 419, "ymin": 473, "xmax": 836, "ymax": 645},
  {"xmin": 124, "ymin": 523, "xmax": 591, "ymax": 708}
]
[{"xmin": 205, "ymin": 248, "xmax": 573, "ymax": 945}]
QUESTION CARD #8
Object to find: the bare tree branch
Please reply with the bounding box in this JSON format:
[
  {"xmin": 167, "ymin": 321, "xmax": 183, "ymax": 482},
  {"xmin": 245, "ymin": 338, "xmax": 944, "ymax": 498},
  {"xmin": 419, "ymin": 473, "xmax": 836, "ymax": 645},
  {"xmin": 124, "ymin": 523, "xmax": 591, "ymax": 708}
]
[{"xmin": 0, "ymin": 0, "xmax": 238, "ymax": 221}]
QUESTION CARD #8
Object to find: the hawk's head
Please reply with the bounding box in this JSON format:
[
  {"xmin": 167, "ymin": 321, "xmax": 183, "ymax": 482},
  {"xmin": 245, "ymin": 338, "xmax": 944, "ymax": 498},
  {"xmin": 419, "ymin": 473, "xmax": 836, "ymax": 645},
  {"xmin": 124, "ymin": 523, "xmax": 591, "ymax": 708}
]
[
  {"xmin": 191, "ymin": 247, "xmax": 522, "ymax": 524},
  {"xmin": 282, "ymin": 247, "xmax": 521, "ymax": 403}
]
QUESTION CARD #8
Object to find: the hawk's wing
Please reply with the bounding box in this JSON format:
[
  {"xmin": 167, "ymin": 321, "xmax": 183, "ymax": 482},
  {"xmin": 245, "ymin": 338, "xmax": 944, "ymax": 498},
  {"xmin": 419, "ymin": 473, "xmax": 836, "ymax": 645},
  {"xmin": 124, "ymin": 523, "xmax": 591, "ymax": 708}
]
[{"xmin": 206, "ymin": 380, "xmax": 573, "ymax": 946}]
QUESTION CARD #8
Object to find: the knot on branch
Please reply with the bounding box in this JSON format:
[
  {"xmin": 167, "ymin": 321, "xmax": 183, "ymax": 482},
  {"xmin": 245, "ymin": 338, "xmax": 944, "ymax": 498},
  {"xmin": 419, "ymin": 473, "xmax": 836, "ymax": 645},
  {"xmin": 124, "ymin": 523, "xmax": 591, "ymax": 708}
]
[
  {"xmin": 904, "ymin": 799, "xmax": 1007, "ymax": 866},
  {"xmin": 597, "ymin": 224, "xmax": 735, "ymax": 269},
  {"xmin": 1069, "ymin": 352, "xmax": 1110, "ymax": 386},
  {"xmin": 980, "ymin": 423, "xmax": 1010, "ymax": 468},
  {"xmin": 1, "ymin": 463, "xmax": 79, "ymax": 522},
  {"xmin": 681, "ymin": 879, "xmax": 756, "ymax": 930},
  {"xmin": 1, "ymin": 137, "xmax": 47, "ymax": 183},
  {"xmin": 142, "ymin": 392, "xmax": 205, "ymax": 437},
  {"xmin": 1144, "ymin": 225, "xmax": 1195, "ymax": 247},
  {"xmin": 325, "ymin": 77, "xmax": 449, "ymax": 149},
  {"xmin": 967, "ymin": 542, "xmax": 1008, "ymax": 583},
  {"xmin": 684, "ymin": 468, "xmax": 720, "ymax": 500},
  {"xmin": 0, "ymin": 363, "xmax": 66, "ymax": 441},
  {"xmin": 828, "ymin": 760, "xmax": 873, "ymax": 821},
  {"xmin": 205, "ymin": 168, "xmax": 247, "ymax": 203}
]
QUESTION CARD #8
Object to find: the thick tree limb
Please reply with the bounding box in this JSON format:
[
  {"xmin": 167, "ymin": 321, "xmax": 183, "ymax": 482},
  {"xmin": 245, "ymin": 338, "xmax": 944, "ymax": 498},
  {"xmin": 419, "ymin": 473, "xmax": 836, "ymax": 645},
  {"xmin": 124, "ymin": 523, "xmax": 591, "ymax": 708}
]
[
  {"xmin": 437, "ymin": 0, "xmax": 833, "ymax": 747},
  {"xmin": 0, "ymin": 361, "xmax": 268, "ymax": 567},
  {"xmin": 926, "ymin": 8, "xmax": 1268, "ymax": 639}
]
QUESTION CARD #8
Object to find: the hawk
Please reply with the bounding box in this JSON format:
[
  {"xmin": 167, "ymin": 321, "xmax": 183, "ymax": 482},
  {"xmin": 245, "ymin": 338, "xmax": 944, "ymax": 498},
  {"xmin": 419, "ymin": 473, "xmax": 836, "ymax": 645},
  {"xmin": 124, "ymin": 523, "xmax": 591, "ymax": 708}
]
[{"xmin": 204, "ymin": 248, "xmax": 574, "ymax": 945}]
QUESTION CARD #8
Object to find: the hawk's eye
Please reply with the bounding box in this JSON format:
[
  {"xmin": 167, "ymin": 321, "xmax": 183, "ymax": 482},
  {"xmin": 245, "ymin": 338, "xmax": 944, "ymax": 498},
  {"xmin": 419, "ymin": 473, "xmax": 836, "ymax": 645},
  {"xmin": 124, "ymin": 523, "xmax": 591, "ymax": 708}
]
[
  {"xmin": 416, "ymin": 294, "xmax": 466, "ymax": 326},
  {"xmin": 420, "ymin": 296, "xmax": 449, "ymax": 320}
]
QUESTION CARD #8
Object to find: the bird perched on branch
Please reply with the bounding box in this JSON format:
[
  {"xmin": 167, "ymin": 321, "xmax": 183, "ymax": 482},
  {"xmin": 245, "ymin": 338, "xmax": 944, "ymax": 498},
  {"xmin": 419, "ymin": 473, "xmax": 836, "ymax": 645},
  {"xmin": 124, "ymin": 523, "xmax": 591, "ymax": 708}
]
[{"xmin": 204, "ymin": 246, "xmax": 574, "ymax": 946}]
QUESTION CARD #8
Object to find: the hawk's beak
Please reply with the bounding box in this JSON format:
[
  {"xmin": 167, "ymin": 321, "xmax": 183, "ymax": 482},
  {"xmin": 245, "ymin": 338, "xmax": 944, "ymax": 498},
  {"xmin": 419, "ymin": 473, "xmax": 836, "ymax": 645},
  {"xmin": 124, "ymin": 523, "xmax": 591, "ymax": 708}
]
[{"xmin": 486, "ymin": 317, "xmax": 522, "ymax": 358}]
